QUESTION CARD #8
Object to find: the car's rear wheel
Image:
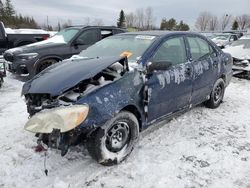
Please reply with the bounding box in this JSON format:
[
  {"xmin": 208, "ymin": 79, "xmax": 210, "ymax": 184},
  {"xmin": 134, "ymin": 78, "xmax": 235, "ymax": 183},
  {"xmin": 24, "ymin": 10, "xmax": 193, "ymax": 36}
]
[
  {"xmin": 36, "ymin": 59, "xmax": 57, "ymax": 73},
  {"xmin": 204, "ymin": 78, "xmax": 225, "ymax": 109},
  {"xmin": 86, "ymin": 111, "xmax": 139, "ymax": 166}
]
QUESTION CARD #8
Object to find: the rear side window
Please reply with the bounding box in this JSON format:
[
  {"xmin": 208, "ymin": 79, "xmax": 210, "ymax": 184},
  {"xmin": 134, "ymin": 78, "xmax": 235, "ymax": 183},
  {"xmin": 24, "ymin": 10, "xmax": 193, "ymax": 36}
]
[
  {"xmin": 187, "ymin": 37, "xmax": 213, "ymax": 61},
  {"xmin": 77, "ymin": 29, "xmax": 99, "ymax": 45},
  {"xmin": 101, "ymin": 29, "xmax": 113, "ymax": 39},
  {"xmin": 153, "ymin": 37, "xmax": 187, "ymax": 66}
]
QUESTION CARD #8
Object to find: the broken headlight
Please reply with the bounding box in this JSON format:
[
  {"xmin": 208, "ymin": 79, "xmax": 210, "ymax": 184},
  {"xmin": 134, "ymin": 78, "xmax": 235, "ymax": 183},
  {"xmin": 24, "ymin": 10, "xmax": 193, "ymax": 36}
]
[{"xmin": 24, "ymin": 104, "xmax": 89, "ymax": 133}]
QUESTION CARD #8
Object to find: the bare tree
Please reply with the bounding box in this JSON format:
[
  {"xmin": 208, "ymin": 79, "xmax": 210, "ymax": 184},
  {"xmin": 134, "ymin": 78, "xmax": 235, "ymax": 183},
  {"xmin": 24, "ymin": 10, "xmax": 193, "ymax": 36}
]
[
  {"xmin": 195, "ymin": 12, "xmax": 211, "ymax": 31},
  {"xmin": 236, "ymin": 14, "xmax": 250, "ymax": 30},
  {"xmin": 220, "ymin": 14, "xmax": 232, "ymax": 30},
  {"xmin": 135, "ymin": 8, "xmax": 144, "ymax": 29},
  {"xmin": 92, "ymin": 18, "xmax": 103, "ymax": 26},
  {"xmin": 144, "ymin": 7, "xmax": 155, "ymax": 30},
  {"xmin": 84, "ymin": 17, "xmax": 90, "ymax": 25},
  {"xmin": 62, "ymin": 19, "xmax": 72, "ymax": 28},
  {"xmin": 125, "ymin": 12, "xmax": 135, "ymax": 28},
  {"xmin": 208, "ymin": 15, "xmax": 218, "ymax": 31}
]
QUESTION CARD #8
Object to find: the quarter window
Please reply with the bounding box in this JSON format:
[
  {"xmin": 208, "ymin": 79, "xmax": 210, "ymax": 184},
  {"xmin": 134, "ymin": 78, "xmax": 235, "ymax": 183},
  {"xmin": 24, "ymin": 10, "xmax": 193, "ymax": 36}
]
[
  {"xmin": 187, "ymin": 37, "xmax": 214, "ymax": 61},
  {"xmin": 153, "ymin": 37, "xmax": 187, "ymax": 65}
]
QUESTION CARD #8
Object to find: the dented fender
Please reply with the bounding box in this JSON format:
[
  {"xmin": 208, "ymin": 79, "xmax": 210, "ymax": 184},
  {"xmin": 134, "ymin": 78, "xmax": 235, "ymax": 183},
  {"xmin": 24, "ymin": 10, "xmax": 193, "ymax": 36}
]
[{"xmin": 75, "ymin": 70, "xmax": 146, "ymax": 129}]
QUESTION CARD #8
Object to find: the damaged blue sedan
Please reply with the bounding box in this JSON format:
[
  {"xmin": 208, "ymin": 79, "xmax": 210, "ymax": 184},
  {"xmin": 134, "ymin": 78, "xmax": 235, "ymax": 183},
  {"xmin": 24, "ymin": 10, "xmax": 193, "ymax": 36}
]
[{"xmin": 22, "ymin": 31, "xmax": 233, "ymax": 165}]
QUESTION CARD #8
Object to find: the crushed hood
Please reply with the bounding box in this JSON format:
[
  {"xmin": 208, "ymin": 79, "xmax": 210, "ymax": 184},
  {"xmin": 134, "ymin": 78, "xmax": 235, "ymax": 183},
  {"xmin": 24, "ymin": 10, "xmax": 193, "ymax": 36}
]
[{"xmin": 22, "ymin": 56, "xmax": 127, "ymax": 97}]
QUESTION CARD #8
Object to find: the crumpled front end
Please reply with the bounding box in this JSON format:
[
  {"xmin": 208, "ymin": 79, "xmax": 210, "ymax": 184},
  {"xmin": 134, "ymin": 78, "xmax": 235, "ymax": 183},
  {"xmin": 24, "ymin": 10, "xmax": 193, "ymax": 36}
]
[{"xmin": 23, "ymin": 56, "xmax": 130, "ymax": 155}]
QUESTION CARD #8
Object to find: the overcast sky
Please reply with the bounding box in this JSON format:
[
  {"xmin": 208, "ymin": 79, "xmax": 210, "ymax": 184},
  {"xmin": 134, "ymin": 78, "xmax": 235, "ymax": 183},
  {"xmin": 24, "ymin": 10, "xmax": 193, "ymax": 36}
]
[{"xmin": 11, "ymin": 0, "xmax": 250, "ymax": 28}]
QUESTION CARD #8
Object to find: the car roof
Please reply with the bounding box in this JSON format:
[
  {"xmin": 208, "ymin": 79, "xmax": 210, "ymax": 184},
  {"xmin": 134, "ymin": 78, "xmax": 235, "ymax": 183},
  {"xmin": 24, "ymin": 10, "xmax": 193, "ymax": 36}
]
[
  {"xmin": 119, "ymin": 30, "xmax": 203, "ymax": 37},
  {"xmin": 65, "ymin": 25, "xmax": 125, "ymax": 30}
]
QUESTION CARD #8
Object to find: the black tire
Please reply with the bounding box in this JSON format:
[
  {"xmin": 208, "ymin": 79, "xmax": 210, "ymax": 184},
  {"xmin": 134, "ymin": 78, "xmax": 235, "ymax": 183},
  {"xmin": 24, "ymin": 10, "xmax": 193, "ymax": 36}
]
[
  {"xmin": 87, "ymin": 111, "xmax": 139, "ymax": 166},
  {"xmin": 204, "ymin": 78, "xmax": 225, "ymax": 109},
  {"xmin": 36, "ymin": 59, "xmax": 58, "ymax": 74}
]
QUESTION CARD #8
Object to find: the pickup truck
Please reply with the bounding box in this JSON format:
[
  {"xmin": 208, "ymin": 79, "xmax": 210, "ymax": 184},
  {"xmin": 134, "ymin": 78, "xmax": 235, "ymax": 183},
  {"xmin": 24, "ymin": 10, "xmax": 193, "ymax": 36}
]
[
  {"xmin": 3, "ymin": 26, "xmax": 126, "ymax": 78},
  {"xmin": 0, "ymin": 22, "xmax": 50, "ymax": 54}
]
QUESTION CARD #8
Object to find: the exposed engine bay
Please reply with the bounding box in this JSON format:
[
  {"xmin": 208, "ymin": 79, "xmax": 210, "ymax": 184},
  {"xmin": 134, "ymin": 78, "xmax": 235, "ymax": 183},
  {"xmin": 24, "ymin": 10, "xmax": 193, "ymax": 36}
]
[{"xmin": 25, "ymin": 61, "xmax": 126, "ymax": 116}]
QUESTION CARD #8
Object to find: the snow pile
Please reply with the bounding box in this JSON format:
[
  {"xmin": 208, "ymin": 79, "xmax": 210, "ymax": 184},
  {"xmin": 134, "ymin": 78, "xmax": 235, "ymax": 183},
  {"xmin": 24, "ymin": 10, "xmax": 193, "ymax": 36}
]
[{"xmin": 0, "ymin": 75, "xmax": 250, "ymax": 187}]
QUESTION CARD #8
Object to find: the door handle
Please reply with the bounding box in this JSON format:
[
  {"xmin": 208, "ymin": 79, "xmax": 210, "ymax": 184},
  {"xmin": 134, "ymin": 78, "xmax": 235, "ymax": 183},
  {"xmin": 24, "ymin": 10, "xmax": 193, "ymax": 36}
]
[
  {"xmin": 213, "ymin": 60, "xmax": 218, "ymax": 68},
  {"xmin": 185, "ymin": 67, "xmax": 192, "ymax": 76}
]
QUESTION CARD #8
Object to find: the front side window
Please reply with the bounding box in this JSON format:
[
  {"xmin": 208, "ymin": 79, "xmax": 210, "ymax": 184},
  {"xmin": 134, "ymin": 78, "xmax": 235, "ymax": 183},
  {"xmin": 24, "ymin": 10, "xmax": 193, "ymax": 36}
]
[
  {"xmin": 77, "ymin": 29, "xmax": 99, "ymax": 45},
  {"xmin": 153, "ymin": 37, "xmax": 187, "ymax": 66},
  {"xmin": 187, "ymin": 37, "xmax": 214, "ymax": 61},
  {"xmin": 51, "ymin": 28, "xmax": 79, "ymax": 43}
]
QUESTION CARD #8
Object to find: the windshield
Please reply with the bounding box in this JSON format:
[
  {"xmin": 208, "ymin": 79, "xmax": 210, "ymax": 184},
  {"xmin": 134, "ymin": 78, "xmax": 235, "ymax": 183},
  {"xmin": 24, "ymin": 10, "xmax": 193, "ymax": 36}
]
[
  {"xmin": 79, "ymin": 35, "xmax": 157, "ymax": 63},
  {"xmin": 230, "ymin": 39, "xmax": 250, "ymax": 48},
  {"xmin": 211, "ymin": 34, "xmax": 230, "ymax": 40},
  {"xmin": 48, "ymin": 28, "xmax": 79, "ymax": 43}
]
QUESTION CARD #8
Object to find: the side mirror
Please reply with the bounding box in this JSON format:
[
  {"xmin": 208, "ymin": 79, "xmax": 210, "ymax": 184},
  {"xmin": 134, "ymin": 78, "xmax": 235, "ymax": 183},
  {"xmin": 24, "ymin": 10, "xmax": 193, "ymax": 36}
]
[
  {"xmin": 73, "ymin": 38, "xmax": 85, "ymax": 46},
  {"xmin": 146, "ymin": 61, "xmax": 172, "ymax": 73}
]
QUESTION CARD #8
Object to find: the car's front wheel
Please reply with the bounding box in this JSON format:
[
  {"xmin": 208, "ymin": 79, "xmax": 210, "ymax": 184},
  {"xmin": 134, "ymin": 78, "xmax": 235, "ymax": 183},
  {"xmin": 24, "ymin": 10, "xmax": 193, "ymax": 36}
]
[
  {"xmin": 36, "ymin": 59, "xmax": 58, "ymax": 74},
  {"xmin": 87, "ymin": 111, "xmax": 139, "ymax": 166},
  {"xmin": 204, "ymin": 78, "xmax": 225, "ymax": 109}
]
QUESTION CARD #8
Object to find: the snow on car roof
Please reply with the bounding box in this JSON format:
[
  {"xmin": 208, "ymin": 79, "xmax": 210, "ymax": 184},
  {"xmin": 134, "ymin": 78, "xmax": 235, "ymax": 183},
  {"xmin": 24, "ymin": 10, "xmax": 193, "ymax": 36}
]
[{"xmin": 5, "ymin": 28, "xmax": 49, "ymax": 34}]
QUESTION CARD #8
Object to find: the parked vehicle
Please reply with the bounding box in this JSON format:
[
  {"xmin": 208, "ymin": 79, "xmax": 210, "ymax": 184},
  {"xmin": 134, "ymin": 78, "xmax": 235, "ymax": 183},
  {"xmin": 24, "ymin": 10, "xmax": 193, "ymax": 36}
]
[
  {"xmin": 0, "ymin": 55, "xmax": 6, "ymax": 87},
  {"xmin": 3, "ymin": 26, "xmax": 126, "ymax": 77},
  {"xmin": 223, "ymin": 35, "xmax": 250, "ymax": 79},
  {"xmin": 211, "ymin": 33, "xmax": 238, "ymax": 48},
  {"xmin": 22, "ymin": 31, "xmax": 233, "ymax": 165},
  {"xmin": 0, "ymin": 22, "xmax": 50, "ymax": 54}
]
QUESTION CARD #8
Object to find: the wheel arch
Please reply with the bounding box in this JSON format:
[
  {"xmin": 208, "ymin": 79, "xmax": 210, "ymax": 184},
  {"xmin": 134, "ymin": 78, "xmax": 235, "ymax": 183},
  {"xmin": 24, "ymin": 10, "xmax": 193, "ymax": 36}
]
[
  {"xmin": 35, "ymin": 55, "xmax": 63, "ymax": 72},
  {"xmin": 121, "ymin": 105, "xmax": 142, "ymax": 131},
  {"xmin": 220, "ymin": 74, "xmax": 226, "ymax": 82}
]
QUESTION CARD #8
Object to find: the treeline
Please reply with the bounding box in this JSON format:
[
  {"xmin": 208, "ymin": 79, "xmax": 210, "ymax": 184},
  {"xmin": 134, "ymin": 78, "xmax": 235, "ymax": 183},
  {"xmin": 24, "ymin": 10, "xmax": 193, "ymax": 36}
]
[
  {"xmin": 160, "ymin": 18, "xmax": 189, "ymax": 31},
  {"xmin": 117, "ymin": 8, "xmax": 190, "ymax": 31},
  {"xmin": 0, "ymin": 0, "xmax": 39, "ymax": 29},
  {"xmin": 195, "ymin": 12, "xmax": 250, "ymax": 31}
]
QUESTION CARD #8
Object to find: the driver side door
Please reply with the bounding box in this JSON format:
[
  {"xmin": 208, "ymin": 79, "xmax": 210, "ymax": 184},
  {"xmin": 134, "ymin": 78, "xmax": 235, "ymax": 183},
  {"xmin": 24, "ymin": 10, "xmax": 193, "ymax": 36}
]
[
  {"xmin": 147, "ymin": 36, "xmax": 193, "ymax": 123},
  {"xmin": 70, "ymin": 29, "xmax": 100, "ymax": 55}
]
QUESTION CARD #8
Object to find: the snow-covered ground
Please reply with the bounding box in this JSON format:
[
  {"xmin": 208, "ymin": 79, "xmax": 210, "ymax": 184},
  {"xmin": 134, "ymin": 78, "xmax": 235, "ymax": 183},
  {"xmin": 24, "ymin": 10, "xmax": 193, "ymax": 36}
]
[{"xmin": 0, "ymin": 75, "xmax": 250, "ymax": 188}]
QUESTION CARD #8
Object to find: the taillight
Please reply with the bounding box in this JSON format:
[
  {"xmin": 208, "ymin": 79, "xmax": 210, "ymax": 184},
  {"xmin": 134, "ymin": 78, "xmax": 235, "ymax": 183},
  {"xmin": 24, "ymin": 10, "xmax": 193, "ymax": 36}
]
[{"xmin": 43, "ymin": 35, "xmax": 49, "ymax": 40}]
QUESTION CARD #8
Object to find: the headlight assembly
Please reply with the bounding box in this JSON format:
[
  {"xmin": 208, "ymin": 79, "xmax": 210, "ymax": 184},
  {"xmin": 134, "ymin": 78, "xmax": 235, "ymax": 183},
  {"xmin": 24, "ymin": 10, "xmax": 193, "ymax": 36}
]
[
  {"xmin": 24, "ymin": 105, "xmax": 89, "ymax": 133},
  {"xmin": 17, "ymin": 53, "xmax": 38, "ymax": 61}
]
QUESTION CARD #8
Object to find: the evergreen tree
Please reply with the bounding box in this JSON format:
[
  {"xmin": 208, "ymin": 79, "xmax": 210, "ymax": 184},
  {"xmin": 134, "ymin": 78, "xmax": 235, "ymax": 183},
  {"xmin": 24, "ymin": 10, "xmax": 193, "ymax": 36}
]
[
  {"xmin": 160, "ymin": 18, "xmax": 177, "ymax": 30},
  {"xmin": 0, "ymin": 0, "xmax": 39, "ymax": 29},
  {"xmin": 4, "ymin": 0, "xmax": 15, "ymax": 17},
  {"xmin": 176, "ymin": 20, "xmax": 190, "ymax": 31},
  {"xmin": 232, "ymin": 20, "xmax": 239, "ymax": 30},
  {"xmin": 0, "ymin": 0, "xmax": 6, "ymax": 23},
  {"xmin": 117, "ymin": 10, "xmax": 126, "ymax": 28}
]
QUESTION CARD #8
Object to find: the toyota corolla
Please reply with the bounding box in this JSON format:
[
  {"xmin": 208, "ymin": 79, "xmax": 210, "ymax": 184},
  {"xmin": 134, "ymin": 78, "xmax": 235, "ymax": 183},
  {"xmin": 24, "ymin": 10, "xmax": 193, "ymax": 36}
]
[{"xmin": 22, "ymin": 31, "xmax": 233, "ymax": 165}]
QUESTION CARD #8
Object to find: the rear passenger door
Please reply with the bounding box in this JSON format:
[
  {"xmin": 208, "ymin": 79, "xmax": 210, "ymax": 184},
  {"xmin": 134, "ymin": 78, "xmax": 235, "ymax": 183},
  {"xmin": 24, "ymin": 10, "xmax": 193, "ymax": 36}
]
[
  {"xmin": 147, "ymin": 36, "xmax": 193, "ymax": 122},
  {"xmin": 186, "ymin": 36, "xmax": 218, "ymax": 105}
]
